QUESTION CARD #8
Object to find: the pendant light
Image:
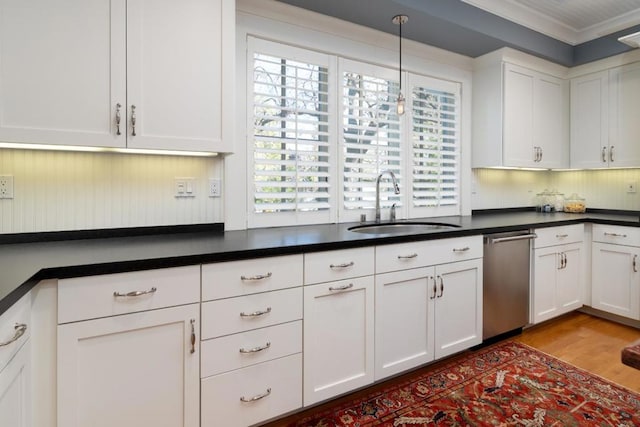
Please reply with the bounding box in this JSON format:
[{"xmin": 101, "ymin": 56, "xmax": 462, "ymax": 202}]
[{"xmin": 392, "ymin": 14, "xmax": 408, "ymax": 116}]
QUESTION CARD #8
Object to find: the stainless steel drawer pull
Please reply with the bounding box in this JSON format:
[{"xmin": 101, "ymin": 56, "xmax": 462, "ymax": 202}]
[
  {"xmin": 115, "ymin": 103, "xmax": 122, "ymax": 135},
  {"xmin": 604, "ymin": 232, "xmax": 627, "ymax": 238},
  {"xmin": 239, "ymin": 342, "xmax": 271, "ymax": 354},
  {"xmin": 240, "ymin": 388, "xmax": 271, "ymax": 403},
  {"xmin": 329, "ymin": 283, "xmax": 354, "ymax": 292},
  {"xmin": 436, "ymin": 276, "xmax": 444, "ymax": 298},
  {"xmin": 329, "ymin": 261, "xmax": 354, "ymax": 269},
  {"xmin": 190, "ymin": 319, "xmax": 196, "ymax": 354},
  {"xmin": 489, "ymin": 233, "xmax": 537, "ymax": 244},
  {"xmin": 602, "ymin": 146, "xmax": 607, "ymax": 163},
  {"xmin": 0, "ymin": 323, "xmax": 27, "ymax": 347},
  {"xmin": 240, "ymin": 272, "xmax": 272, "ymax": 281},
  {"xmin": 131, "ymin": 104, "xmax": 137, "ymax": 136},
  {"xmin": 429, "ymin": 276, "xmax": 437, "ymax": 300},
  {"xmin": 453, "ymin": 247, "xmax": 470, "ymax": 252},
  {"xmin": 397, "ymin": 253, "xmax": 418, "ymax": 259},
  {"xmin": 556, "ymin": 234, "xmax": 568, "ymax": 238},
  {"xmin": 610, "ymin": 146, "xmax": 615, "ymax": 162},
  {"xmin": 634, "ymin": 255, "xmax": 638, "ymax": 273},
  {"xmin": 113, "ymin": 287, "xmax": 157, "ymax": 298},
  {"xmin": 240, "ymin": 307, "xmax": 272, "ymax": 318}
]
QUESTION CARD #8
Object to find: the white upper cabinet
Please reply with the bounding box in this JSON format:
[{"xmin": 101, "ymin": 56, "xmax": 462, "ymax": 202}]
[
  {"xmin": 571, "ymin": 64, "xmax": 640, "ymax": 168},
  {"xmin": 609, "ymin": 61, "xmax": 640, "ymax": 167},
  {"xmin": 472, "ymin": 50, "xmax": 569, "ymax": 169},
  {"xmin": 570, "ymin": 71, "xmax": 609, "ymax": 168},
  {"xmin": 0, "ymin": 0, "xmax": 234, "ymax": 153}
]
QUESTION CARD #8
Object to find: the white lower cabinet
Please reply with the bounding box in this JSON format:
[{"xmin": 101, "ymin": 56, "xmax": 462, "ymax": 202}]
[
  {"xmin": 0, "ymin": 293, "xmax": 32, "ymax": 427},
  {"xmin": 201, "ymin": 353, "xmax": 302, "ymax": 427},
  {"xmin": 57, "ymin": 266, "xmax": 201, "ymax": 427},
  {"xmin": 57, "ymin": 303, "xmax": 200, "ymax": 427},
  {"xmin": 375, "ymin": 259, "xmax": 483, "ymax": 380},
  {"xmin": 303, "ymin": 276, "xmax": 375, "ymax": 406},
  {"xmin": 592, "ymin": 242, "xmax": 640, "ymax": 319},
  {"xmin": 591, "ymin": 225, "xmax": 640, "ymax": 320}
]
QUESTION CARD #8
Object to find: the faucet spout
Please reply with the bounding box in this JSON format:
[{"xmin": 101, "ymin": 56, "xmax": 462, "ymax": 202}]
[{"xmin": 375, "ymin": 170, "xmax": 400, "ymax": 223}]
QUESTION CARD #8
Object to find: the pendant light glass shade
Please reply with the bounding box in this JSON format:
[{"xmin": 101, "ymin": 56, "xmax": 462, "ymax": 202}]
[{"xmin": 392, "ymin": 14, "xmax": 408, "ymax": 116}]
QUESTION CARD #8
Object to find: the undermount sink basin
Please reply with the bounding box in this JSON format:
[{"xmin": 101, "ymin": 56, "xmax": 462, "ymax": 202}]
[{"xmin": 348, "ymin": 221, "xmax": 461, "ymax": 235}]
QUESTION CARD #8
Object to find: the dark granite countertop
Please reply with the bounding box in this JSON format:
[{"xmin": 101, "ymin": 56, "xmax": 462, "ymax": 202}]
[{"xmin": 2, "ymin": 210, "xmax": 639, "ymax": 315}]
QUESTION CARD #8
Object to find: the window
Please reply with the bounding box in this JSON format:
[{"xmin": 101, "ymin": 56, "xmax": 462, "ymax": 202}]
[
  {"xmin": 339, "ymin": 59, "xmax": 402, "ymax": 222},
  {"xmin": 409, "ymin": 75, "xmax": 461, "ymax": 217},
  {"xmin": 249, "ymin": 38, "xmax": 334, "ymax": 227},
  {"xmin": 248, "ymin": 38, "xmax": 461, "ymax": 227}
]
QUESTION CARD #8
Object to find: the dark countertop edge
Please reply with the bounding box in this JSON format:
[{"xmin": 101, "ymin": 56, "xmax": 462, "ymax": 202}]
[
  {"xmin": 0, "ymin": 222, "xmax": 224, "ymax": 244},
  {"xmin": 3, "ymin": 212, "xmax": 640, "ymax": 317}
]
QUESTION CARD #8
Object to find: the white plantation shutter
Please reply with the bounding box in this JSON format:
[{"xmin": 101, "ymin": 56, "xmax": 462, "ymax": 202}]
[
  {"xmin": 249, "ymin": 38, "xmax": 334, "ymax": 227},
  {"xmin": 340, "ymin": 59, "xmax": 402, "ymax": 220},
  {"xmin": 409, "ymin": 75, "xmax": 460, "ymax": 217}
]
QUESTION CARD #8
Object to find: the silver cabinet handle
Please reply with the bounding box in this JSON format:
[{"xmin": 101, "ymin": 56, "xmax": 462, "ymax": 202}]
[
  {"xmin": 329, "ymin": 283, "xmax": 354, "ymax": 292},
  {"xmin": 190, "ymin": 319, "xmax": 196, "ymax": 354},
  {"xmin": 453, "ymin": 247, "xmax": 469, "ymax": 252},
  {"xmin": 240, "ymin": 272, "xmax": 272, "ymax": 281},
  {"xmin": 240, "ymin": 307, "xmax": 271, "ymax": 318},
  {"xmin": 240, "ymin": 388, "xmax": 271, "ymax": 403},
  {"xmin": 604, "ymin": 232, "xmax": 627, "ymax": 238},
  {"xmin": 610, "ymin": 146, "xmax": 615, "ymax": 162},
  {"xmin": 397, "ymin": 253, "xmax": 418, "ymax": 259},
  {"xmin": 558, "ymin": 252, "xmax": 567, "ymax": 269},
  {"xmin": 131, "ymin": 105, "xmax": 137, "ymax": 136},
  {"xmin": 538, "ymin": 147, "xmax": 543, "ymax": 162},
  {"xmin": 563, "ymin": 253, "xmax": 567, "ymax": 269},
  {"xmin": 115, "ymin": 103, "xmax": 122, "ymax": 135},
  {"xmin": 329, "ymin": 261, "xmax": 354, "ymax": 269},
  {"xmin": 429, "ymin": 276, "xmax": 437, "ymax": 300},
  {"xmin": 240, "ymin": 342, "xmax": 271, "ymax": 354},
  {"xmin": 533, "ymin": 147, "xmax": 539, "ymax": 162},
  {"xmin": 0, "ymin": 323, "xmax": 27, "ymax": 347},
  {"xmin": 436, "ymin": 276, "xmax": 444, "ymax": 298},
  {"xmin": 113, "ymin": 287, "xmax": 157, "ymax": 297},
  {"xmin": 634, "ymin": 255, "xmax": 638, "ymax": 273},
  {"xmin": 556, "ymin": 234, "xmax": 568, "ymax": 238},
  {"xmin": 602, "ymin": 146, "xmax": 607, "ymax": 163}
]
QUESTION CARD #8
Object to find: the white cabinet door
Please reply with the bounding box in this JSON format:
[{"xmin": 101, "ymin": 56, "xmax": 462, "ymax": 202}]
[
  {"xmin": 375, "ymin": 267, "xmax": 435, "ymax": 380},
  {"xmin": 0, "ymin": 340, "xmax": 31, "ymax": 427},
  {"xmin": 533, "ymin": 243, "xmax": 584, "ymax": 324},
  {"xmin": 570, "ymin": 71, "xmax": 609, "ymax": 168},
  {"xmin": 592, "ymin": 242, "xmax": 640, "ymax": 320},
  {"xmin": 303, "ymin": 277, "xmax": 374, "ymax": 406},
  {"xmin": 535, "ymin": 74, "xmax": 567, "ymax": 169},
  {"xmin": 0, "ymin": 0, "xmax": 126, "ymax": 148},
  {"xmin": 434, "ymin": 259, "xmax": 483, "ymax": 359},
  {"xmin": 503, "ymin": 64, "xmax": 535, "ymax": 167},
  {"xmin": 126, "ymin": 0, "xmax": 233, "ymax": 152},
  {"xmin": 557, "ymin": 243, "xmax": 583, "ymax": 314},
  {"xmin": 610, "ymin": 62, "xmax": 640, "ymax": 168},
  {"xmin": 58, "ymin": 303, "xmax": 200, "ymax": 427},
  {"xmin": 533, "ymin": 246, "xmax": 560, "ymax": 323}
]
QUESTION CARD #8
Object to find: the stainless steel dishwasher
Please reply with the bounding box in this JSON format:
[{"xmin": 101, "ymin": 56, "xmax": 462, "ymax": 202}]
[{"xmin": 483, "ymin": 231, "xmax": 537, "ymax": 341}]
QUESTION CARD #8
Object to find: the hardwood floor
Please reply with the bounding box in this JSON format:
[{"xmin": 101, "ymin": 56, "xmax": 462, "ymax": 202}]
[{"xmin": 262, "ymin": 312, "xmax": 640, "ymax": 426}]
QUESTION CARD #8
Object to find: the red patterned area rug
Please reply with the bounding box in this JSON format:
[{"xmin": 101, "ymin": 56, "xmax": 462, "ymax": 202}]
[{"xmin": 286, "ymin": 341, "xmax": 640, "ymax": 426}]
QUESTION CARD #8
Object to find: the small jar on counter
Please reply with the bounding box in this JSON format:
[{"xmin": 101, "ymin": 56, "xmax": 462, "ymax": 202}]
[{"xmin": 564, "ymin": 194, "xmax": 586, "ymax": 213}]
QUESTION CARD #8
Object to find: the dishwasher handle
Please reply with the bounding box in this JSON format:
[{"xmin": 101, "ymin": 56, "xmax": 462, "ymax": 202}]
[{"xmin": 488, "ymin": 233, "xmax": 537, "ymax": 244}]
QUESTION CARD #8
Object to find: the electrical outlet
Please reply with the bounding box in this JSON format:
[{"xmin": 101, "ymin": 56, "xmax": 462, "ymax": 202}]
[
  {"xmin": 209, "ymin": 179, "xmax": 221, "ymax": 197},
  {"xmin": 0, "ymin": 175, "xmax": 14, "ymax": 199},
  {"xmin": 627, "ymin": 182, "xmax": 637, "ymax": 194}
]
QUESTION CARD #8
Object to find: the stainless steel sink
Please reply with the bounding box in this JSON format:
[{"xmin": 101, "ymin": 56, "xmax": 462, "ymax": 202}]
[{"xmin": 348, "ymin": 221, "xmax": 461, "ymax": 235}]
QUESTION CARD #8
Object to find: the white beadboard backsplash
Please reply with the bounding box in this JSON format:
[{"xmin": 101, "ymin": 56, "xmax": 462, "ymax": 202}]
[
  {"xmin": 0, "ymin": 148, "xmax": 223, "ymax": 234},
  {"xmin": 473, "ymin": 168, "xmax": 640, "ymax": 211}
]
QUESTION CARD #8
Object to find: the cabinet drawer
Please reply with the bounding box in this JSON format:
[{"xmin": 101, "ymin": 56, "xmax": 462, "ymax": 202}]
[
  {"xmin": 376, "ymin": 235, "xmax": 482, "ymax": 273},
  {"xmin": 201, "ymin": 353, "xmax": 302, "ymax": 427},
  {"xmin": 201, "ymin": 321, "xmax": 301, "ymax": 377},
  {"xmin": 58, "ymin": 266, "xmax": 200, "ymax": 324},
  {"xmin": 201, "ymin": 287, "xmax": 302, "ymax": 339},
  {"xmin": 592, "ymin": 224, "xmax": 640, "ymax": 246},
  {"xmin": 304, "ymin": 247, "xmax": 374, "ymax": 285},
  {"xmin": 202, "ymin": 254, "xmax": 303, "ymax": 301},
  {"xmin": 534, "ymin": 224, "xmax": 583, "ymax": 248},
  {"xmin": 0, "ymin": 293, "xmax": 31, "ymax": 373}
]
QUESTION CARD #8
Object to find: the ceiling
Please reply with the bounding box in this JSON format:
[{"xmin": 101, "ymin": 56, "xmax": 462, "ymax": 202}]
[{"xmin": 276, "ymin": 0, "xmax": 640, "ymax": 66}]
